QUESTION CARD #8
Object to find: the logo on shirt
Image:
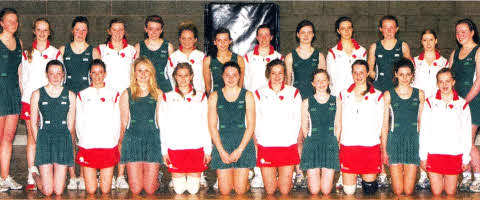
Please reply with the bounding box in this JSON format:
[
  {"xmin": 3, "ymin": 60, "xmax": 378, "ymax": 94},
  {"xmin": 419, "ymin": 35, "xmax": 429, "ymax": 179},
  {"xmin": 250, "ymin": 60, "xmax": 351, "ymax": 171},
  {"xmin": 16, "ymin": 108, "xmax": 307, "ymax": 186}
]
[
  {"xmin": 377, "ymin": 54, "xmax": 383, "ymax": 58},
  {"xmin": 65, "ymin": 57, "xmax": 71, "ymax": 60}
]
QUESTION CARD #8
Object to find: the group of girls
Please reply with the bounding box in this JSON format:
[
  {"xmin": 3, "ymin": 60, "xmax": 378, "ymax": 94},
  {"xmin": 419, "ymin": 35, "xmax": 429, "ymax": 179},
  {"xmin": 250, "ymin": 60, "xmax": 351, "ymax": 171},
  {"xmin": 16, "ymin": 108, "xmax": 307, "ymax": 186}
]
[{"xmin": 0, "ymin": 6, "xmax": 479, "ymax": 197}]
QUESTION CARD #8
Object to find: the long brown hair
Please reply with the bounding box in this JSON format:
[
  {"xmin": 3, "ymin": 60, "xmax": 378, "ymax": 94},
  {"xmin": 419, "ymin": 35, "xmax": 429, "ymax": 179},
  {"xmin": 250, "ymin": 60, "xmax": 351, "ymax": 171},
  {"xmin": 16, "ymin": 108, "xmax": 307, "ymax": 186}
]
[
  {"xmin": 26, "ymin": 18, "xmax": 53, "ymax": 63},
  {"xmin": 130, "ymin": 56, "xmax": 161, "ymax": 101}
]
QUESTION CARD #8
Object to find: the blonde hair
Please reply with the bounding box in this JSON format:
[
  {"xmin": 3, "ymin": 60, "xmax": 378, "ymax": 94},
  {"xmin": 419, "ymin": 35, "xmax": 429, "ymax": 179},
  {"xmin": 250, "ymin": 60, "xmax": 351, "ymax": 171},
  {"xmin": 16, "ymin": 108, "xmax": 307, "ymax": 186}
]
[{"xmin": 130, "ymin": 56, "xmax": 161, "ymax": 101}]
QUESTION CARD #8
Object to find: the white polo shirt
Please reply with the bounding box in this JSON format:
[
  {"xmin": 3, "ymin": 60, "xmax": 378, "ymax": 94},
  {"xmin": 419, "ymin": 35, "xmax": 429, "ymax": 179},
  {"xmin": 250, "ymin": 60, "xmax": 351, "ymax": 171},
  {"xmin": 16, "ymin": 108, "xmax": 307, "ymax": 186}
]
[
  {"xmin": 97, "ymin": 39, "xmax": 136, "ymax": 93},
  {"xmin": 244, "ymin": 45, "xmax": 282, "ymax": 92}
]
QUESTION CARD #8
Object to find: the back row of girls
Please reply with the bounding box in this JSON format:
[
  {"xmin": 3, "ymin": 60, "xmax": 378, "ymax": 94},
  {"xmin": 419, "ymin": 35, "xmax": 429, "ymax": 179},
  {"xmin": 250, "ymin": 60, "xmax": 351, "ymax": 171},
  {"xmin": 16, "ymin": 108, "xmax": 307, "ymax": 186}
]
[{"xmin": 0, "ymin": 6, "xmax": 480, "ymax": 197}]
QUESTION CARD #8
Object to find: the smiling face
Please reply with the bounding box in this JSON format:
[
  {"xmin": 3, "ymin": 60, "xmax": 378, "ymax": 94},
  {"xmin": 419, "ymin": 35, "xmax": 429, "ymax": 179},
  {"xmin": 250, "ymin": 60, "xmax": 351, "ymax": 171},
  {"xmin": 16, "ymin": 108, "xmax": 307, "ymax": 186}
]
[
  {"xmin": 0, "ymin": 13, "xmax": 18, "ymax": 34},
  {"xmin": 352, "ymin": 64, "xmax": 368, "ymax": 85},
  {"xmin": 421, "ymin": 32, "xmax": 437, "ymax": 52},
  {"xmin": 395, "ymin": 66, "xmax": 413, "ymax": 86},
  {"xmin": 379, "ymin": 19, "xmax": 398, "ymax": 40},
  {"xmin": 90, "ymin": 64, "xmax": 106, "ymax": 86},
  {"xmin": 456, "ymin": 23, "xmax": 474, "ymax": 46},
  {"xmin": 214, "ymin": 32, "xmax": 232, "ymax": 52},
  {"xmin": 256, "ymin": 27, "xmax": 272, "ymax": 47},
  {"xmin": 311, "ymin": 72, "xmax": 329, "ymax": 93},
  {"xmin": 72, "ymin": 22, "xmax": 88, "ymax": 42},
  {"xmin": 145, "ymin": 21, "xmax": 163, "ymax": 40},
  {"xmin": 297, "ymin": 25, "xmax": 314, "ymax": 44},
  {"xmin": 179, "ymin": 30, "xmax": 197, "ymax": 49},
  {"xmin": 107, "ymin": 22, "xmax": 125, "ymax": 42},
  {"xmin": 46, "ymin": 64, "xmax": 64, "ymax": 86},
  {"xmin": 34, "ymin": 20, "xmax": 50, "ymax": 42},
  {"xmin": 337, "ymin": 20, "xmax": 353, "ymax": 40},
  {"xmin": 269, "ymin": 64, "xmax": 285, "ymax": 85},
  {"xmin": 222, "ymin": 66, "xmax": 240, "ymax": 88},
  {"xmin": 135, "ymin": 63, "xmax": 151, "ymax": 84},
  {"xmin": 437, "ymin": 71, "xmax": 455, "ymax": 95},
  {"xmin": 174, "ymin": 67, "xmax": 193, "ymax": 88}
]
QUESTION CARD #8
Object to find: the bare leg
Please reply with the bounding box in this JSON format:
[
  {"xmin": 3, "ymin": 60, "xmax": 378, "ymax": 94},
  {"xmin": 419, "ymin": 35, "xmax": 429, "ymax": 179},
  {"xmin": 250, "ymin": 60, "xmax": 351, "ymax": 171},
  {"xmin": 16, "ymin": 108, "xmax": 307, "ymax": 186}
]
[{"xmin": 0, "ymin": 115, "xmax": 19, "ymax": 179}]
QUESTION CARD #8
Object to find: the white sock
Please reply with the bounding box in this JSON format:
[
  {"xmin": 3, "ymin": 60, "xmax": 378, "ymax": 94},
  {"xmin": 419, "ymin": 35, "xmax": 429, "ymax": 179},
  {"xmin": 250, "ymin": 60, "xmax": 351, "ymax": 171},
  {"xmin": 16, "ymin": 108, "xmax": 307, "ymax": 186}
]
[
  {"xmin": 172, "ymin": 177, "xmax": 187, "ymax": 194},
  {"xmin": 464, "ymin": 171, "xmax": 472, "ymax": 178},
  {"xmin": 379, "ymin": 173, "xmax": 387, "ymax": 178},
  {"xmin": 420, "ymin": 171, "xmax": 427, "ymax": 177},
  {"xmin": 254, "ymin": 167, "xmax": 262, "ymax": 177},
  {"xmin": 343, "ymin": 185, "xmax": 356, "ymax": 195},
  {"xmin": 186, "ymin": 177, "xmax": 200, "ymax": 194}
]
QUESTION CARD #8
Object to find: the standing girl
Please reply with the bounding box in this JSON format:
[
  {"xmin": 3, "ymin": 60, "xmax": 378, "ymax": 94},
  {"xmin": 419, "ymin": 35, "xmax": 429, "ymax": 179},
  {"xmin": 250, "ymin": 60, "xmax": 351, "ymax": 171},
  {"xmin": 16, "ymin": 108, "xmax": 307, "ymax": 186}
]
[
  {"xmin": 30, "ymin": 60, "xmax": 75, "ymax": 196},
  {"xmin": 208, "ymin": 61, "xmax": 256, "ymax": 195},
  {"xmin": 134, "ymin": 15, "xmax": 174, "ymax": 92},
  {"xmin": 381, "ymin": 58, "xmax": 424, "ymax": 195},
  {"xmin": 300, "ymin": 69, "xmax": 341, "ymax": 195},
  {"xmin": 160, "ymin": 62, "xmax": 211, "ymax": 194},
  {"xmin": 420, "ymin": 68, "xmax": 471, "ymax": 196},
  {"xmin": 20, "ymin": 18, "xmax": 61, "ymax": 191}
]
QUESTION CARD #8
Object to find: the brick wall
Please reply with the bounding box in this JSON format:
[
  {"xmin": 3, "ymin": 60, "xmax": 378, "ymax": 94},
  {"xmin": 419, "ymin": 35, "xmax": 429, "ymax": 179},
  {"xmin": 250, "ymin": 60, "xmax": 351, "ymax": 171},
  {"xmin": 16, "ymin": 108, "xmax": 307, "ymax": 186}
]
[{"xmin": 2, "ymin": 1, "xmax": 480, "ymax": 59}]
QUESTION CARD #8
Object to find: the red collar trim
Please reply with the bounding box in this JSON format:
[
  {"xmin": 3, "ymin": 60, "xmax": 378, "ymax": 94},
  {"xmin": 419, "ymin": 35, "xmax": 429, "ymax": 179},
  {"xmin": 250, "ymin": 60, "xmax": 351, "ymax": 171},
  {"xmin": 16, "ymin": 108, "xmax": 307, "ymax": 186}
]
[
  {"xmin": 179, "ymin": 45, "xmax": 196, "ymax": 52},
  {"xmin": 268, "ymin": 80, "xmax": 285, "ymax": 92},
  {"xmin": 32, "ymin": 40, "xmax": 50, "ymax": 50},
  {"xmin": 175, "ymin": 85, "xmax": 193, "ymax": 95},
  {"xmin": 337, "ymin": 39, "xmax": 360, "ymax": 51},
  {"xmin": 90, "ymin": 82, "xmax": 106, "ymax": 87},
  {"xmin": 435, "ymin": 89, "xmax": 459, "ymax": 101},
  {"xmin": 253, "ymin": 45, "xmax": 274, "ymax": 56},
  {"xmin": 108, "ymin": 38, "xmax": 128, "ymax": 49},
  {"xmin": 418, "ymin": 51, "xmax": 441, "ymax": 60},
  {"xmin": 347, "ymin": 83, "xmax": 375, "ymax": 94}
]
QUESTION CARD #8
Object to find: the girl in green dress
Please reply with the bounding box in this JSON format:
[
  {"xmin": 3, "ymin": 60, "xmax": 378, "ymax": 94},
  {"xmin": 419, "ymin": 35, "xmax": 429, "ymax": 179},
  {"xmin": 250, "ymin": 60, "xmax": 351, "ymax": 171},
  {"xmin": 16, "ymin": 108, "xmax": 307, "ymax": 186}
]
[
  {"xmin": 381, "ymin": 58, "xmax": 425, "ymax": 195},
  {"xmin": 300, "ymin": 69, "xmax": 341, "ymax": 195},
  {"xmin": 30, "ymin": 60, "xmax": 76, "ymax": 196},
  {"xmin": 208, "ymin": 61, "xmax": 256, "ymax": 195}
]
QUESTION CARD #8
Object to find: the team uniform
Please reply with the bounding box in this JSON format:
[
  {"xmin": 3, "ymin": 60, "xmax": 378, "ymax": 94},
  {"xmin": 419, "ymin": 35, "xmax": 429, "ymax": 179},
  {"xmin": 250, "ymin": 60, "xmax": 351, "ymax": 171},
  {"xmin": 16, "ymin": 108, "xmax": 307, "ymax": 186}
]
[
  {"xmin": 386, "ymin": 88, "xmax": 420, "ymax": 165},
  {"xmin": 34, "ymin": 87, "xmax": 74, "ymax": 167},
  {"xmin": 120, "ymin": 89, "xmax": 162, "ymax": 164},
  {"xmin": 20, "ymin": 41, "xmax": 61, "ymax": 120},
  {"xmin": 420, "ymin": 90, "xmax": 471, "ymax": 174},
  {"xmin": 166, "ymin": 48, "xmax": 206, "ymax": 93},
  {"xmin": 63, "ymin": 43, "xmax": 93, "ymax": 94},
  {"xmin": 0, "ymin": 37, "xmax": 22, "ymax": 116},
  {"xmin": 373, "ymin": 40, "xmax": 404, "ymax": 92},
  {"xmin": 97, "ymin": 39, "xmax": 136, "ymax": 93},
  {"xmin": 291, "ymin": 49, "xmax": 320, "ymax": 99},
  {"xmin": 139, "ymin": 40, "xmax": 172, "ymax": 92},
  {"xmin": 412, "ymin": 51, "xmax": 448, "ymax": 97},
  {"xmin": 254, "ymin": 83, "xmax": 301, "ymax": 167},
  {"xmin": 208, "ymin": 53, "xmax": 238, "ymax": 92},
  {"xmin": 244, "ymin": 45, "xmax": 282, "ymax": 92},
  {"xmin": 160, "ymin": 87, "xmax": 211, "ymax": 173},
  {"xmin": 327, "ymin": 39, "xmax": 367, "ymax": 96},
  {"xmin": 339, "ymin": 84, "xmax": 384, "ymax": 174},
  {"xmin": 75, "ymin": 85, "xmax": 121, "ymax": 169},
  {"xmin": 210, "ymin": 88, "xmax": 256, "ymax": 169},
  {"xmin": 300, "ymin": 95, "xmax": 339, "ymax": 171}
]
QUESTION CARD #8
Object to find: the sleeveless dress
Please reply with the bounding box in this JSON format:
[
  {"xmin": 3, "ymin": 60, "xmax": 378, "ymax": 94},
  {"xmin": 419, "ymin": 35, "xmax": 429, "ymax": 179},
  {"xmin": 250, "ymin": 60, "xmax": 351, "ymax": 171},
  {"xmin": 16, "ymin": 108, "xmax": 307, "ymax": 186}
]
[
  {"xmin": 120, "ymin": 89, "xmax": 162, "ymax": 163},
  {"xmin": 210, "ymin": 53, "xmax": 238, "ymax": 91},
  {"xmin": 300, "ymin": 95, "xmax": 339, "ymax": 170},
  {"xmin": 452, "ymin": 46, "xmax": 480, "ymax": 125},
  {"xmin": 386, "ymin": 88, "xmax": 420, "ymax": 165},
  {"xmin": 139, "ymin": 40, "xmax": 171, "ymax": 92},
  {"xmin": 63, "ymin": 43, "xmax": 93, "ymax": 93},
  {"xmin": 210, "ymin": 88, "xmax": 256, "ymax": 169},
  {"xmin": 34, "ymin": 87, "xmax": 74, "ymax": 166},
  {"xmin": 292, "ymin": 49, "xmax": 319, "ymax": 99},
  {"xmin": 374, "ymin": 40, "xmax": 403, "ymax": 92},
  {"xmin": 0, "ymin": 37, "xmax": 22, "ymax": 116}
]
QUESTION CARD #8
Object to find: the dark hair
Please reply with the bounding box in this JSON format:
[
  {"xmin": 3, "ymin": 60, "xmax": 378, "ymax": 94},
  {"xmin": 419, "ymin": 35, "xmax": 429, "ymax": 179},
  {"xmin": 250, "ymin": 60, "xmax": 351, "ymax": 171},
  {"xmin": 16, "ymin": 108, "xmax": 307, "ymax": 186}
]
[
  {"xmin": 436, "ymin": 67, "xmax": 455, "ymax": 82},
  {"xmin": 335, "ymin": 16, "xmax": 353, "ymax": 39},
  {"xmin": 455, "ymin": 18, "xmax": 480, "ymax": 47},
  {"xmin": 256, "ymin": 24, "xmax": 272, "ymax": 36},
  {"xmin": 209, "ymin": 27, "xmax": 232, "ymax": 57},
  {"xmin": 295, "ymin": 20, "xmax": 316, "ymax": 43},
  {"xmin": 144, "ymin": 15, "xmax": 165, "ymax": 39},
  {"xmin": 265, "ymin": 59, "xmax": 286, "ymax": 80},
  {"xmin": 378, "ymin": 15, "xmax": 399, "ymax": 28},
  {"xmin": 351, "ymin": 60, "xmax": 373, "ymax": 96},
  {"xmin": 71, "ymin": 16, "xmax": 89, "ymax": 41},
  {"xmin": 45, "ymin": 60, "xmax": 65, "ymax": 73},
  {"xmin": 392, "ymin": 58, "xmax": 415, "ymax": 87},
  {"xmin": 89, "ymin": 59, "xmax": 106, "ymax": 72},
  {"xmin": 0, "ymin": 8, "xmax": 18, "ymax": 36},
  {"xmin": 178, "ymin": 22, "xmax": 198, "ymax": 39},
  {"xmin": 222, "ymin": 61, "xmax": 241, "ymax": 75},
  {"xmin": 172, "ymin": 62, "xmax": 196, "ymax": 97},
  {"xmin": 420, "ymin": 29, "xmax": 438, "ymax": 50},
  {"xmin": 311, "ymin": 68, "xmax": 331, "ymax": 94},
  {"xmin": 106, "ymin": 18, "xmax": 127, "ymax": 44}
]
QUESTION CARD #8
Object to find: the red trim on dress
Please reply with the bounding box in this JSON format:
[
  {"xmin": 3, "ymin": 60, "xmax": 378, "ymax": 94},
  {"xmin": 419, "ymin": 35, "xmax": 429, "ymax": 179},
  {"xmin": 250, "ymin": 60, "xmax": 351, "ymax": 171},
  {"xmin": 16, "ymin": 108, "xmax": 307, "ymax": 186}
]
[
  {"xmin": 108, "ymin": 38, "xmax": 128, "ymax": 49},
  {"xmin": 255, "ymin": 90, "xmax": 261, "ymax": 100},
  {"xmin": 253, "ymin": 45, "xmax": 274, "ymax": 56},
  {"xmin": 55, "ymin": 51, "xmax": 61, "ymax": 59},
  {"xmin": 426, "ymin": 98, "xmax": 431, "ymax": 108},
  {"xmin": 294, "ymin": 89, "xmax": 300, "ymax": 98},
  {"xmin": 464, "ymin": 102, "xmax": 469, "ymax": 110},
  {"xmin": 201, "ymin": 92, "xmax": 206, "ymax": 102},
  {"xmin": 328, "ymin": 49, "xmax": 336, "ymax": 60},
  {"xmin": 22, "ymin": 52, "xmax": 27, "ymax": 60},
  {"xmin": 268, "ymin": 80, "xmax": 285, "ymax": 91},
  {"xmin": 378, "ymin": 93, "xmax": 384, "ymax": 102},
  {"xmin": 32, "ymin": 40, "xmax": 50, "ymax": 50},
  {"xmin": 77, "ymin": 93, "xmax": 82, "ymax": 101},
  {"xmin": 168, "ymin": 57, "xmax": 173, "ymax": 67},
  {"xmin": 347, "ymin": 83, "xmax": 355, "ymax": 93},
  {"xmin": 114, "ymin": 92, "xmax": 120, "ymax": 103},
  {"xmin": 435, "ymin": 89, "xmax": 459, "ymax": 101},
  {"xmin": 162, "ymin": 93, "xmax": 167, "ymax": 101},
  {"xmin": 244, "ymin": 54, "xmax": 249, "ymax": 63}
]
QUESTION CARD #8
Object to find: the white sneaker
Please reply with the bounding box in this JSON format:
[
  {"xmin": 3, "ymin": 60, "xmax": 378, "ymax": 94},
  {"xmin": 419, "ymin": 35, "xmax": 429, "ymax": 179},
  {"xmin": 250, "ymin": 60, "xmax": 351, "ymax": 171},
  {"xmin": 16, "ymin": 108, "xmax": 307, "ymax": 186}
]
[
  {"xmin": 116, "ymin": 176, "xmax": 129, "ymax": 189},
  {"xmin": 213, "ymin": 179, "xmax": 219, "ymax": 191},
  {"xmin": 168, "ymin": 180, "xmax": 174, "ymax": 188},
  {"xmin": 26, "ymin": 167, "xmax": 37, "ymax": 191},
  {"xmin": 469, "ymin": 179, "xmax": 480, "ymax": 192},
  {"xmin": 356, "ymin": 175, "xmax": 362, "ymax": 189},
  {"xmin": 250, "ymin": 174, "xmax": 264, "ymax": 188},
  {"xmin": 416, "ymin": 175, "xmax": 430, "ymax": 189},
  {"xmin": 67, "ymin": 178, "xmax": 78, "ymax": 190},
  {"xmin": 200, "ymin": 173, "xmax": 208, "ymax": 188},
  {"xmin": 2, "ymin": 176, "xmax": 22, "ymax": 190},
  {"xmin": 377, "ymin": 175, "xmax": 390, "ymax": 188},
  {"xmin": 335, "ymin": 174, "xmax": 343, "ymax": 190},
  {"xmin": 110, "ymin": 176, "xmax": 116, "ymax": 189},
  {"xmin": 77, "ymin": 177, "xmax": 86, "ymax": 190},
  {"xmin": 0, "ymin": 179, "xmax": 8, "ymax": 192}
]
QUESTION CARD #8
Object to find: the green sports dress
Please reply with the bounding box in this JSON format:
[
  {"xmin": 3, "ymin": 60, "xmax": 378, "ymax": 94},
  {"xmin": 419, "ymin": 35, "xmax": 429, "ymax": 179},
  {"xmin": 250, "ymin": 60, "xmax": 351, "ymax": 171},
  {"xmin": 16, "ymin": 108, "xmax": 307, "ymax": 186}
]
[
  {"xmin": 292, "ymin": 49, "xmax": 319, "ymax": 99},
  {"xmin": 0, "ymin": 37, "xmax": 22, "ymax": 116},
  {"xmin": 210, "ymin": 53, "xmax": 237, "ymax": 91},
  {"xmin": 63, "ymin": 43, "xmax": 93, "ymax": 93},
  {"xmin": 374, "ymin": 40, "xmax": 403, "ymax": 92},
  {"xmin": 139, "ymin": 40, "xmax": 172, "ymax": 92}
]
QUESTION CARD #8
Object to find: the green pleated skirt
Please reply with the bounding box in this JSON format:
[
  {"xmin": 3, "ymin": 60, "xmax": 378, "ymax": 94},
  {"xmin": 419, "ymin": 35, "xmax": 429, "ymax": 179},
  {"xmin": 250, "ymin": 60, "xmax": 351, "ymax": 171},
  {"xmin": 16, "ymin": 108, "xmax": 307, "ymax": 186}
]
[
  {"xmin": 386, "ymin": 131, "xmax": 420, "ymax": 165},
  {"xmin": 34, "ymin": 128, "xmax": 74, "ymax": 166},
  {"xmin": 210, "ymin": 139, "xmax": 256, "ymax": 169},
  {"xmin": 0, "ymin": 84, "xmax": 20, "ymax": 116},
  {"xmin": 120, "ymin": 126, "xmax": 162, "ymax": 164},
  {"xmin": 300, "ymin": 138, "xmax": 340, "ymax": 170}
]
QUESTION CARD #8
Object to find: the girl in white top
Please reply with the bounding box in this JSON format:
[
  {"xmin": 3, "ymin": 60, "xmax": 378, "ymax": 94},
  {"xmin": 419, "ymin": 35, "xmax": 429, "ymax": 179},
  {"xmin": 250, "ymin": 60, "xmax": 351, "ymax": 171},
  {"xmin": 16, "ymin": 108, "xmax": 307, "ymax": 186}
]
[
  {"xmin": 244, "ymin": 25, "xmax": 282, "ymax": 92},
  {"xmin": 339, "ymin": 60, "xmax": 384, "ymax": 195},
  {"xmin": 419, "ymin": 68, "xmax": 471, "ymax": 196},
  {"xmin": 413, "ymin": 29, "xmax": 449, "ymax": 97},
  {"xmin": 167, "ymin": 22, "xmax": 206, "ymax": 93},
  {"xmin": 327, "ymin": 16, "xmax": 367, "ymax": 96},
  {"xmin": 254, "ymin": 59, "xmax": 302, "ymax": 195},
  {"xmin": 75, "ymin": 59, "xmax": 120, "ymax": 195},
  {"xmin": 19, "ymin": 18, "xmax": 61, "ymax": 191},
  {"xmin": 160, "ymin": 62, "xmax": 211, "ymax": 194},
  {"xmin": 96, "ymin": 18, "xmax": 134, "ymax": 189}
]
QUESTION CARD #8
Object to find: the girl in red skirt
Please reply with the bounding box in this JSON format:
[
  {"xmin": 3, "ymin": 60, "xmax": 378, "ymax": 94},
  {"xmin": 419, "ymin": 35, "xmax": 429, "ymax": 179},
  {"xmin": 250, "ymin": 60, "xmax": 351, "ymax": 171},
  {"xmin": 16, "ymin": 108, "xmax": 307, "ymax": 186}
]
[
  {"xmin": 419, "ymin": 68, "xmax": 471, "ymax": 196},
  {"xmin": 160, "ymin": 62, "xmax": 211, "ymax": 194}
]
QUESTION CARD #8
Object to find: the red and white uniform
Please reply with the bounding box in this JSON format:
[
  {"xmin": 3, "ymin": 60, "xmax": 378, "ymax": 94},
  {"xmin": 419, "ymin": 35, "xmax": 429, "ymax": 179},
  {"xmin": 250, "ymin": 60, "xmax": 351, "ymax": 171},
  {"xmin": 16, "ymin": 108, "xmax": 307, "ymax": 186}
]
[
  {"xmin": 244, "ymin": 45, "xmax": 282, "ymax": 92},
  {"xmin": 326, "ymin": 39, "xmax": 367, "ymax": 96},
  {"xmin": 254, "ymin": 83, "xmax": 301, "ymax": 167},
  {"xmin": 412, "ymin": 51, "xmax": 448, "ymax": 97},
  {"xmin": 20, "ymin": 40, "xmax": 62, "ymax": 120},
  {"xmin": 160, "ymin": 87, "xmax": 211, "ymax": 172},
  {"xmin": 97, "ymin": 39, "xmax": 136, "ymax": 93},
  {"xmin": 166, "ymin": 48, "xmax": 206, "ymax": 93},
  {"xmin": 75, "ymin": 85, "xmax": 121, "ymax": 168},
  {"xmin": 419, "ymin": 90, "xmax": 471, "ymax": 174},
  {"xmin": 339, "ymin": 84, "xmax": 384, "ymax": 174}
]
